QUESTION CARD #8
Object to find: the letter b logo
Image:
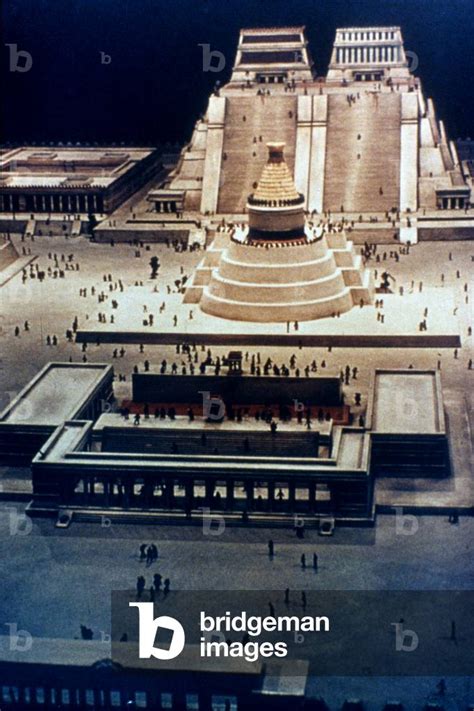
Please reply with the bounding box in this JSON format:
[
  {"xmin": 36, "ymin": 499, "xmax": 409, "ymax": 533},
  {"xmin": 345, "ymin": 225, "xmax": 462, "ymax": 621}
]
[
  {"xmin": 129, "ymin": 604, "xmax": 185, "ymax": 660},
  {"xmin": 5, "ymin": 44, "xmax": 33, "ymax": 72}
]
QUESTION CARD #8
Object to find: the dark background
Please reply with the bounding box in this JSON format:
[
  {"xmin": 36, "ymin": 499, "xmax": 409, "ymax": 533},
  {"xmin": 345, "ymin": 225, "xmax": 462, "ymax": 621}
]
[{"xmin": 2, "ymin": 0, "xmax": 473, "ymax": 146}]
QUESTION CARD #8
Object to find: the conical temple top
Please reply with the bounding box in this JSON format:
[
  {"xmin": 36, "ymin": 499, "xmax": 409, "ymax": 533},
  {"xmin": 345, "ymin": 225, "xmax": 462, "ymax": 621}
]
[{"xmin": 251, "ymin": 142, "xmax": 301, "ymax": 203}]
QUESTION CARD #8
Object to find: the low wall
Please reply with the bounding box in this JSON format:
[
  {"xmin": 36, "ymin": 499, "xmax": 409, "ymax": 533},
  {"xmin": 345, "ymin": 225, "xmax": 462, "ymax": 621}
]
[
  {"xmin": 76, "ymin": 329, "xmax": 461, "ymax": 349},
  {"xmin": 0, "ymin": 219, "xmax": 27, "ymax": 233},
  {"xmin": 35, "ymin": 220, "xmax": 77, "ymax": 236},
  {"xmin": 418, "ymin": 226, "xmax": 474, "ymax": 241},
  {"xmin": 93, "ymin": 228, "xmax": 190, "ymax": 243},
  {"xmin": 132, "ymin": 373, "xmax": 342, "ymax": 407}
]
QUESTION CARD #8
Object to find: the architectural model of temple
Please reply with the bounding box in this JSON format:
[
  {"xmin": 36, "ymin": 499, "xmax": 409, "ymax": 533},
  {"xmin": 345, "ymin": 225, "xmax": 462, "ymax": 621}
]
[
  {"xmin": 185, "ymin": 142, "xmax": 373, "ymax": 321},
  {"xmin": 156, "ymin": 26, "xmax": 471, "ymax": 244}
]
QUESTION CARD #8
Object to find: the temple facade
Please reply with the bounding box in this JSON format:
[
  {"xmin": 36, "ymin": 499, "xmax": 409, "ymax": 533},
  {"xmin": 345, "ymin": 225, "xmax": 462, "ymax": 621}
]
[{"xmin": 185, "ymin": 142, "xmax": 373, "ymax": 321}]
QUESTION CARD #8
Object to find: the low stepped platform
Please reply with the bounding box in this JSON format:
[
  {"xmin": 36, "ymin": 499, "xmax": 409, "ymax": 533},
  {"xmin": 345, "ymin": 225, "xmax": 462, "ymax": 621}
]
[
  {"xmin": 207, "ymin": 269, "xmax": 350, "ymax": 303},
  {"xmin": 198, "ymin": 233, "xmax": 370, "ymax": 322},
  {"xmin": 219, "ymin": 250, "xmax": 339, "ymax": 283},
  {"xmin": 101, "ymin": 428, "xmax": 319, "ymax": 459},
  {"xmin": 201, "ymin": 287, "xmax": 354, "ymax": 322}
]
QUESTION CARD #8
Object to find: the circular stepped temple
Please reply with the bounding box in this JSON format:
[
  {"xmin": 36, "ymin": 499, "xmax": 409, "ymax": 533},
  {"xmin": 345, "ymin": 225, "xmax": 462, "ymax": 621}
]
[{"xmin": 185, "ymin": 142, "xmax": 373, "ymax": 322}]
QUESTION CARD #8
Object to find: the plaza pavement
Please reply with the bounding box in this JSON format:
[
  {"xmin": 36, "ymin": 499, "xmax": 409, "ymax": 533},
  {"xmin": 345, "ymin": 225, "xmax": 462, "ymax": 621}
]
[{"xmin": 0, "ymin": 504, "xmax": 472, "ymax": 707}]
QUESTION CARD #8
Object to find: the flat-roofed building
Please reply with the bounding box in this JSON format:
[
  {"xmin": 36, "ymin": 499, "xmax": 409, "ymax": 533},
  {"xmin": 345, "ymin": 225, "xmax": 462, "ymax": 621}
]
[
  {"xmin": 10, "ymin": 367, "xmax": 453, "ymax": 523},
  {"xmin": 366, "ymin": 369, "xmax": 449, "ymax": 477},
  {"xmin": 0, "ymin": 362, "xmax": 114, "ymax": 463},
  {"xmin": 0, "ymin": 635, "xmax": 270, "ymax": 711},
  {"xmin": 230, "ymin": 26, "xmax": 314, "ymax": 85},
  {"xmin": 0, "ymin": 146, "xmax": 162, "ymax": 215}
]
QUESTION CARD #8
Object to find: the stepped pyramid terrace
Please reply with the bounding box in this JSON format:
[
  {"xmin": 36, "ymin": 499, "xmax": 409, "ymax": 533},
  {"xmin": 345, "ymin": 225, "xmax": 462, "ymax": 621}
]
[
  {"xmin": 134, "ymin": 24, "xmax": 473, "ymax": 248},
  {"xmin": 186, "ymin": 142, "xmax": 373, "ymax": 321}
]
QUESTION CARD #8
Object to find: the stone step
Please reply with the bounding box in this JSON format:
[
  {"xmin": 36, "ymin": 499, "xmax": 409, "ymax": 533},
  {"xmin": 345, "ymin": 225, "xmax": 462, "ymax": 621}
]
[
  {"xmin": 324, "ymin": 93, "xmax": 401, "ymax": 212},
  {"xmin": 201, "ymin": 286, "xmax": 353, "ymax": 322}
]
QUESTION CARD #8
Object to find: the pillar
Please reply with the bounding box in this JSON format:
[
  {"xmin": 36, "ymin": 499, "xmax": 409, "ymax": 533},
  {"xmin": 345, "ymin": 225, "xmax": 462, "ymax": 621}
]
[
  {"xmin": 185, "ymin": 480, "xmax": 193, "ymax": 511},
  {"xmin": 104, "ymin": 481, "xmax": 110, "ymax": 506},
  {"xmin": 245, "ymin": 481, "xmax": 254, "ymax": 508},
  {"xmin": 288, "ymin": 482, "xmax": 296, "ymax": 510},
  {"xmin": 124, "ymin": 481, "xmax": 132, "ymax": 507},
  {"xmin": 267, "ymin": 481, "xmax": 275, "ymax": 512},
  {"xmin": 166, "ymin": 479, "xmax": 175, "ymax": 507},
  {"xmin": 205, "ymin": 479, "xmax": 214, "ymax": 506},
  {"xmin": 226, "ymin": 479, "xmax": 234, "ymax": 509}
]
